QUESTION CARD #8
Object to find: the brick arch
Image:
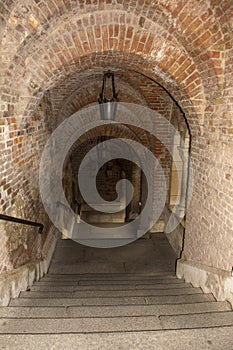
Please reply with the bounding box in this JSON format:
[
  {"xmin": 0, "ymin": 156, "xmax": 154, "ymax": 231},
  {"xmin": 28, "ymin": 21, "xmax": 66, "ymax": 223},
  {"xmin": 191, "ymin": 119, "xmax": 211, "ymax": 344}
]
[
  {"xmin": 1, "ymin": 2, "xmax": 230, "ymax": 142},
  {"xmin": 9, "ymin": 15, "xmax": 202, "ymax": 85},
  {"xmin": 1, "ymin": 1, "xmax": 227, "ymax": 86},
  {"xmin": 55, "ymin": 75, "xmax": 148, "ymax": 125},
  {"xmin": 1, "ymin": 7, "xmax": 211, "ymax": 129},
  {"xmin": 5, "ymin": 65, "xmax": 201, "ymax": 139},
  {"xmin": 7, "ymin": 51, "xmax": 199, "ymax": 137},
  {"xmin": 64, "ymin": 122, "xmax": 151, "ymax": 167},
  {"xmin": 1, "ymin": 2, "xmax": 229, "ymax": 141},
  {"xmin": 52, "ymin": 68, "xmax": 180, "ymax": 131}
]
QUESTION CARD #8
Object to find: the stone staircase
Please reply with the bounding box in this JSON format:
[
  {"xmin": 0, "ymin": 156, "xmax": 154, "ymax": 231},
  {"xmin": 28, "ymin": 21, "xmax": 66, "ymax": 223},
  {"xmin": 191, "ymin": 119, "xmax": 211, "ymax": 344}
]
[{"xmin": 0, "ymin": 234, "xmax": 232, "ymax": 349}]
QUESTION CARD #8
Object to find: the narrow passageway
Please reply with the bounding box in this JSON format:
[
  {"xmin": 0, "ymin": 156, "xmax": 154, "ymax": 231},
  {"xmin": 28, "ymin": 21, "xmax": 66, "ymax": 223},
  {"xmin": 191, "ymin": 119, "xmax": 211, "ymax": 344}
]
[
  {"xmin": 0, "ymin": 234, "xmax": 232, "ymax": 349},
  {"xmin": 0, "ymin": 1, "xmax": 233, "ymax": 348}
]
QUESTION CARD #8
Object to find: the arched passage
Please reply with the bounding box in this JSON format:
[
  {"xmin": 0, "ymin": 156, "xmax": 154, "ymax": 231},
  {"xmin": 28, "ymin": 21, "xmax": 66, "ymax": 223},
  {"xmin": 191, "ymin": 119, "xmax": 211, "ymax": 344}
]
[{"xmin": 0, "ymin": 0, "xmax": 232, "ymax": 307}]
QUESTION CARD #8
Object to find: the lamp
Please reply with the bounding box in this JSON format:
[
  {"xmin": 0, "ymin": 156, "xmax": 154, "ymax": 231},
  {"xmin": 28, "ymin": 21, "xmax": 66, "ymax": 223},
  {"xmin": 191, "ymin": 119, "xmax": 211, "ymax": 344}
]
[{"xmin": 98, "ymin": 70, "xmax": 119, "ymax": 120}]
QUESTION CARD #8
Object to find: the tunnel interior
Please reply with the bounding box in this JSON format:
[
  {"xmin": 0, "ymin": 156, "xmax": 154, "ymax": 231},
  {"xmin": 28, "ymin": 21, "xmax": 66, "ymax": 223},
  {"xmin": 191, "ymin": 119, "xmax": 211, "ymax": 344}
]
[{"xmin": 0, "ymin": 2, "xmax": 232, "ymax": 311}]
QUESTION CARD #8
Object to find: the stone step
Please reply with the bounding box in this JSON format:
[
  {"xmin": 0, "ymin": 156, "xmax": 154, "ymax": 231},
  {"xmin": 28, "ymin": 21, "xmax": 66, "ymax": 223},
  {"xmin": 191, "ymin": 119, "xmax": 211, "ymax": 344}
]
[
  {"xmin": 40, "ymin": 275, "xmax": 179, "ymax": 282},
  {"xmin": 159, "ymin": 311, "xmax": 233, "ymax": 329},
  {"xmin": 34, "ymin": 280, "xmax": 185, "ymax": 290},
  {"xmin": 0, "ymin": 316, "xmax": 157, "ymax": 334},
  {"xmin": 48, "ymin": 262, "xmax": 175, "ymax": 274},
  {"xmin": 80, "ymin": 210, "xmax": 125, "ymax": 224},
  {"xmin": 20, "ymin": 287, "xmax": 203, "ymax": 299},
  {"xmin": 48, "ymin": 262, "xmax": 126, "ymax": 274},
  {"xmin": 1, "ymin": 326, "xmax": 233, "ymax": 350},
  {"xmin": 1, "ymin": 311, "xmax": 233, "ymax": 334},
  {"xmin": 71, "ymin": 233, "xmax": 136, "ymax": 239},
  {"xmin": 77, "ymin": 278, "xmax": 184, "ymax": 286},
  {"xmin": 29, "ymin": 282, "xmax": 192, "ymax": 292},
  {"xmin": 42, "ymin": 272, "xmax": 176, "ymax": 279},
  {"xmin": 10, "ymin": 293, "xmax": 215, "ymax": 307},
  {"xmin": 0, "ymin": 302, "xmax": 230, "ymax": 318},
  {"xmin": 1, "ymin": 327, "xmax": 233, "ymax": 350},
  {"xmin": 34, "ymin": 278, "xmax": 185, "ymax": 287}
]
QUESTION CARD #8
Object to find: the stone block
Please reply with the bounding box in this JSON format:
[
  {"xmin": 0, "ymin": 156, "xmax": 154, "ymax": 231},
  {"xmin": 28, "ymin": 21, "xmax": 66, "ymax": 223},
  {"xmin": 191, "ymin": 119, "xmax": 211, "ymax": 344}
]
[
  {"xmin": 177, "ymin": 259, "xmax": 233, "ymax": 308},
  {"xmin": 0, "ymin": 227, "xmax": 59, "ymax": 306}
]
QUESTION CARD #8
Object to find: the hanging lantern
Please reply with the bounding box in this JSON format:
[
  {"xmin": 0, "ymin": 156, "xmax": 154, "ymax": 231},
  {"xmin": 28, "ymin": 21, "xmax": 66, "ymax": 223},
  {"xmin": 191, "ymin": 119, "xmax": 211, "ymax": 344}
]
[{"xmin": 98, "ymin": 70, "xmax": 119, "ymax": 120}]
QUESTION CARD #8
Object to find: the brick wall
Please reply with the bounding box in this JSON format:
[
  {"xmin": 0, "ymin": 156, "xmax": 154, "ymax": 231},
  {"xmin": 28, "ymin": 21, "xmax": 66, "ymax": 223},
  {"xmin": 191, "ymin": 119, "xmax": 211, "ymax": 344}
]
[{"xmin": 0, "ymin": 94, "xmax": 52, "ymax": 272}]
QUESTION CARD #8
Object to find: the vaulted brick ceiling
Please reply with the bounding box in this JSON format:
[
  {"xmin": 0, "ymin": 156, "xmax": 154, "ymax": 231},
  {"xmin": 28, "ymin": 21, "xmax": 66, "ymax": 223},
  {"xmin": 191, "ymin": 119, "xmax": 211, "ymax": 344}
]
[{"xmin": 1, "ymin": 0, "xmax": 232, "ymax": 136}]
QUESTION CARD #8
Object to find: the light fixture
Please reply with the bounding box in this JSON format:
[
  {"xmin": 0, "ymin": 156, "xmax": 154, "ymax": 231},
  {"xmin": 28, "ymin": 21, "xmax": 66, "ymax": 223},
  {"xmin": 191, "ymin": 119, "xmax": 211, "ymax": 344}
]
[{"xmin": 98, "ymin": 70, "xmax": 119, "ymax": 120}]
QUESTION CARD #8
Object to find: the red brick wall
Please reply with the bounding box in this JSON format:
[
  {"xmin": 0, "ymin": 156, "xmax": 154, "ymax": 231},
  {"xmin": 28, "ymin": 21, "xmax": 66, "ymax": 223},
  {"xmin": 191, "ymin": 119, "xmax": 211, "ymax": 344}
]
[{"xmin": 0, "ymin": 94, "xmax": 52, "ymax": 272}]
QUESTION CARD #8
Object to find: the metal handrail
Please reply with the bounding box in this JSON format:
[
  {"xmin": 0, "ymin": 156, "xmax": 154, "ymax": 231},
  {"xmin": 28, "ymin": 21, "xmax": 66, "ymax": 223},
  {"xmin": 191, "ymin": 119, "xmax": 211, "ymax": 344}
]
[{"xmin": 0, "ymin": 213, "xmax": 43, "ymax": 234}]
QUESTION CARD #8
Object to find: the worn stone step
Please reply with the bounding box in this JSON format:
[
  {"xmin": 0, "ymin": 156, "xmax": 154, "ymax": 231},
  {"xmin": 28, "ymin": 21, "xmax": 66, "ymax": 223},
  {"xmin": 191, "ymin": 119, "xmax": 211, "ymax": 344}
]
[
  {"xmin": 43, "ymin": 272, "xmax": 176, "ymax": 279},
  {"xmin": 1, "ymin": 327, "xmax": 232, "ymax": 350},
  {"xmin": 124, "ymin": 262, "xmax": 175, "ymax": 273},
  {"xmin": 9, "ymin": 296, "xmax": 146, "ymax": 307},
  {"xmin": 71, "ymin": 229, "xmax": 136, "ymax": 239},
  {"xmin": 40, "ymin": 276, "xmax": 178, "ymax": 284},
  {"xmin": 1, "ymin": 311, "xmax": 233, "ymax": 334},
  {"xmin": 34, "ymin": 278, "xmax": 185, "ymax": 287},
  {"xmin": 80, "ymin": 210, "xmax": 126, "ymax": 224},
  {"xmin": 49, "ymin": 262, "xmax": 175, "ymax": 274},
  {"xmin": 10, "ymin": 293, "xmax": 214, "ymax": 307},
  {"xmin": 78, "ymin": 278, "xmax": 185, "ymax": 286},
  {"xmin": 49, "ymin": 262, "xmax": 126, "ymax": 274},
  {"xmin": 33, "ymin": 281, "xmax": 79, "ymax": 286},
  {"xmin": 159, "ymin": 311, "xmax": 233, "ymax": 329},
  {"xmin": 0, "ymin": 316, "xmax": 161, "ymax": 334},
  {"xmin": 39, "ymin": 275, "xmax": 180, "ymax": 281},
  {"xmin": 0, "ymin": 302, "xmax": 230, "ymax": 319},
  {"xmin": 29, "ymin": 282, "xmax": 192, "ymax": 292},
  {"xmin": 20, "ymin": 287, "xmax": 203, "ymax": 299}
]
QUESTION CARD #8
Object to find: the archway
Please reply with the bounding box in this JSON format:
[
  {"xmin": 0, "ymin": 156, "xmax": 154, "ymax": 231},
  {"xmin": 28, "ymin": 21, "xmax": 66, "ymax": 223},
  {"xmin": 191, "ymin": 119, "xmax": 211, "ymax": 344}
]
[{"xmin": 0, "ymin": 0, "xmax": 232, "ymax": 306}]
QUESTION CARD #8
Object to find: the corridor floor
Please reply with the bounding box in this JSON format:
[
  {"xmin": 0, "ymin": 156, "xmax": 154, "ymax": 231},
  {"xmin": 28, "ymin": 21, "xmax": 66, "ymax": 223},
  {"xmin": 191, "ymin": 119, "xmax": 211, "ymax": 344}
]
[
  {"xmin": 50, "ymin": 232, "xmax": 177, "ymax": 275},
  {"xmin": 0, "ymin": 233, "xmax": 232, "ymax": 349}
]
